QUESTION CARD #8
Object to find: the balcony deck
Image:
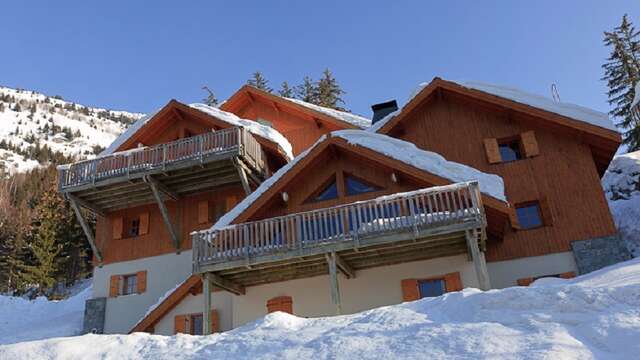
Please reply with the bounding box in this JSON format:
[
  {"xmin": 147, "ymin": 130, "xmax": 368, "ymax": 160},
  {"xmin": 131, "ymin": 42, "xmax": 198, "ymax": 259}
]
[
  {"xmin": 57, "ymin": 127, "xmax": 266, "ymax": 213},
  {"xmin": 192, "ymin": 182, "xmax": 488, "ymax": 290}
]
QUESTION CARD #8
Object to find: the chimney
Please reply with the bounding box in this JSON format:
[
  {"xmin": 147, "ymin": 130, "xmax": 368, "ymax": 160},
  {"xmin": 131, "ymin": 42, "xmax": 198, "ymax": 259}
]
[{"xmin": 371, "ymin": 100, "xmax": 398, "ymax": 124}]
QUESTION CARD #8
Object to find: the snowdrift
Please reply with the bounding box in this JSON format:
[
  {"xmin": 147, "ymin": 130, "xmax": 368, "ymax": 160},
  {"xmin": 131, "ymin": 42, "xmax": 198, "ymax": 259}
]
[{"xmin": 2, "ymin": 259, "xmax": 640, "ymax": 359}]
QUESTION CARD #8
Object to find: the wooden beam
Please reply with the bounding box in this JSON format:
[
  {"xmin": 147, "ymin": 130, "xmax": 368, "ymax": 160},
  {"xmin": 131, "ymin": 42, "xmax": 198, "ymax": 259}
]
[
  {"xmin": 233, "ymin": 157, "xmax": 252, "ymax": 195},
  {"xmin": 202, "ymin": 273, "xmax": 212, "ymax": 335},
  {"xmin": 209, "ymin": 273, "xmax": 245, "ymax": 295},
  {"xmin": 143, "ymin": 175, "xmax": 178, "ymax": 201},
  {"xmin": 67, "ymin": 195, "xmax": 103, "ymax": 263},
  {"xmin": 465, "ymin": 229, "xmax": 491, "ymax": 290},
  {"xmin": 67, "ymin": 193, "xmax": 106, "ymax": 217},
  {"xmin": 326, "ymin": 252, "xmax": 342, "ymax": 315},
  {"xmin": 335, "ymin": 253, "xmax": 355, "ymax": 279},
  {"xmin": 147, "ymin": 176, "xmax": 181, "ymax": 252}
]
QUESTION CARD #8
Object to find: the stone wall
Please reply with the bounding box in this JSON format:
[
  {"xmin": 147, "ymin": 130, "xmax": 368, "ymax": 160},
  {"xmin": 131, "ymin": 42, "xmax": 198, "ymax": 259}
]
[
  {"xmin": 571, "ymin": 234, "xmax": 632, "ymax": 274},
  {"xmin": 82, "ymin": 297, "xmax": 107, "ymax": 334}
]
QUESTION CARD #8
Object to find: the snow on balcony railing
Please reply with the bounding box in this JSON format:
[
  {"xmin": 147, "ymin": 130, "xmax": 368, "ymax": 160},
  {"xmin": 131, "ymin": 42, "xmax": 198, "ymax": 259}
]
[
  {"xmin": 58, "ymin": 127, "xmax": 265, "ymax": 190},
  {"xmin": 193, "ymin": 181, "xmax": 485, "ymax": 271}
]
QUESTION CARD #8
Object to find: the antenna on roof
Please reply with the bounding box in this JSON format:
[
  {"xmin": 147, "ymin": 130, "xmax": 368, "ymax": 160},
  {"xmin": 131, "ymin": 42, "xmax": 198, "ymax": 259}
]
[{"xmin": 551, "ymin": 83, "xmax": 561, "ymax": 102}]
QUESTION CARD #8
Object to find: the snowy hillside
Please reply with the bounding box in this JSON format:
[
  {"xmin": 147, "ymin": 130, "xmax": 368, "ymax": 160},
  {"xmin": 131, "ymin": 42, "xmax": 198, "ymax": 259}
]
[
  {"xmin": 602, "ymin": 150, "xmax": 640, "ymax": 257},
  {"xmin": 0, "ymin": 86, "xmax": 143, "ymax": 175},
  {"xmin": 2, "ymin": 259, "xmax": 640, "ymax": 359}
]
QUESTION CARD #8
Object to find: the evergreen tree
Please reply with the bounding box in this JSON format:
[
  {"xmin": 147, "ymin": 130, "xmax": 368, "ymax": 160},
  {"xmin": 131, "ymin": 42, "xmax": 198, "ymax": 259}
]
[
  {"xmin": 316, "ymin": 68, "xmax": 347, "ymax": 110},
  {"xmin": 602, "ymin": 14, "xmax": 640, "ymax": 150},
  {"xmin": 201, "ymin": 86, "xmax": 218, "ymax": 107},
  {"xmin": 278, "ymin": 81, "xmax": 294, "ymax": 98},
  {"xmin": 294, "ymin": 76, "xmax": 318, "ymax": 104},
  {"xmin": 247, "ymin": 71, "xmax": 272, "ymax": 93}
]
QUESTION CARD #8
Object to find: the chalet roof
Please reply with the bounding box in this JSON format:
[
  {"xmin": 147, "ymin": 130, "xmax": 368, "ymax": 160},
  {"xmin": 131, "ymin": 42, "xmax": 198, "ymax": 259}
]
[
  {"xmin": 221, "ymin": 85, "xmax": 371, "ymax": 130},
  {"xmin": 210, "ymin": 130, "xmax": 508, "ymax": 231},
  {"xmin": 102, "ymin": 100, "xmax": 293, "ymax": 160}
]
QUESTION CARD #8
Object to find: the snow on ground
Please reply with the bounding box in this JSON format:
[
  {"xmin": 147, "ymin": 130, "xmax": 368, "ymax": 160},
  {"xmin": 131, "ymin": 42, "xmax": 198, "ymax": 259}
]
[
  {"xmin": 284, "ymin": 97, "xmax": 371, "ymax": 129},
  {"xmin": 2, "ymin": 258, "xmax": 640, "ymax": 359},
  {"xmin": 0, "ymin": 281, "xmax": 91, "ymax": 346},
  {"xmin": 602, "ymin": 150, "xmax": 640, "ymax": 256}
]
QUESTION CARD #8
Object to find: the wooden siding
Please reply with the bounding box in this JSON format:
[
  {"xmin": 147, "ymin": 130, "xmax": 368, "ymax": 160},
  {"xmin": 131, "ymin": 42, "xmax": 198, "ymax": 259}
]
[
  {"xmin": 95, "ymin": 185, "xmax": 245, "ymax": 265},
  {"xmin": 388, "ymin": 94, "xmax": 617, "ymax": 262}
]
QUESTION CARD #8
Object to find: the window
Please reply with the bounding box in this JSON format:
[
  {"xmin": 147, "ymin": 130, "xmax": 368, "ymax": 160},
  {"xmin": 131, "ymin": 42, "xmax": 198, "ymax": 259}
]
[
  {"xmin": 344, "ymin": 175, "xmax": 380, "ymax": 196},
  {"xmin": 418, "ymin": 278, "xmax": 446, "ymax": 298},
  {"xmin": 128, "ymin": 218, "xmax": 140, "ymax": 237},
  {"xmin": 516, "ymin": 203, "xmax": 543, "ymax": 229},
  {"xmin": 122, "ymin": 274, "xmax": 138, "ymax": 296},
  {"xmin": 498, "ymin": 138, "xmax": 523, "ymax": 162},
  {"xmin": 190, "ymin": 314, "xmax": 203, "ymax": 335},
  {"xmin": 313, "ymin": 180, "xmax": 338, "ymax": 202}
]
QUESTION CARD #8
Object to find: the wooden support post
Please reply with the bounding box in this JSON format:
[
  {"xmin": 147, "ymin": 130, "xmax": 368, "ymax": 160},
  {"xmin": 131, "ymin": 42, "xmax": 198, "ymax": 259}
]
[
  {"xmin": 203, "ymin": 273, "xmax": 212, "ymax": 335},
  {"xmin": 67, "ymin": 195, "xmax": 103, "ymax": 263},
  {"xmin": 146, "ymin": 176, "xmax": 181, "ymax": 252},
  {"xmin": 233, "ymin": 157, "xmax": 252, "ymax": 195},
  {"xmin": 465, "ymin": 230, "xmax": 491, "ymax": 290},
  {"xmin": 335, "ymin": 253, "xmax": 355, "ymax": 279},
  {"xmin": 326, "ymin": 252, "xmax": 342, "ymax": 315},
  {"xmin": 209, "ymin": 273, "xmax": 245, "ymax": 296},
  {"xmin": 67, "ymin": 193, "xmax": 106, "ymax": 217},
  {"xmin": 143, "ymin": 175, "xmax": 179, "ymax": 201}
]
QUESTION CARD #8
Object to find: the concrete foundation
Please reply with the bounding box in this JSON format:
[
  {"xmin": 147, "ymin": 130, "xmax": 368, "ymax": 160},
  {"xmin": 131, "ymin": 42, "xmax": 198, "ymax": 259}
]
[{"xmin": 571, "ymin": 234, "xmax": 632, "ymax": 274}]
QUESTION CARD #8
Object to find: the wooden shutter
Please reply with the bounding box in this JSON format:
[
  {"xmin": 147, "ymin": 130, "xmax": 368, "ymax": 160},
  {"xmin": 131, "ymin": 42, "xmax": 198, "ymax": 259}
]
[
  {"xmin": 136, "ymin": 271, "xmax": 147, "ymax": 294},
  {"xmin": 109, "ymin": 275, "xmax": 120, "ymax": 297},
  {"xmin": 174, "ymin": 315, "xmax": 188, "ymax": 334},
  {"xmin": 520, "ymin": 131, "xmax": 539, "ymax": 157},
  {"xmin": 267, "ymin": 296, "xmax": 293, "ymax": 314},
  {"xmin": 139, "ymin": 212, "xmax": 150, "ymax": 235},
  {"xmin": 211, "ymin": 310, "xmax": 219, "ymax": 333},
  {"xmin": 483, "ymin": 138, "xmax": 501, "ymax": 164},
  {"xmin": 517, "ymin": 277, "xmax": 534, "ymax": 286},
  {"xmin": 444, "ymin": 272, "xmax": 463, "ymax": 292},
  {"xmin": 198, "ymin": 200, "xmax": 209, "ymax": 224},
  {"xmin": 112, "ymin": 217, "xmax": 123, "ymax": 240},
  {"xmin": 539, "ymin": 197, "xmax": 554, "ymax": 226},
  {"xmin": 401, "ymin": 279, "xmax": 420, "ymax": 301}
]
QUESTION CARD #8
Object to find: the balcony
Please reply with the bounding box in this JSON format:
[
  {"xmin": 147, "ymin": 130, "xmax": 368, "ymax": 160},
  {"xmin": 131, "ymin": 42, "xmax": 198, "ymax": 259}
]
[
  {"xmin": 192, "ymin": 181, "xmax": 489, "ymax": 290},
  {"xmin": 57, "ymin": 127, "xmax": 266, "ymax": 213}
]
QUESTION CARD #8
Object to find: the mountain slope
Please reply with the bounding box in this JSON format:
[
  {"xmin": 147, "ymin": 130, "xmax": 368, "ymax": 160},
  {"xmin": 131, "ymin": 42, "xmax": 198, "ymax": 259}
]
[{"xmin": 0, "ymin": 86, "xmax": 143, "ymax": 174}]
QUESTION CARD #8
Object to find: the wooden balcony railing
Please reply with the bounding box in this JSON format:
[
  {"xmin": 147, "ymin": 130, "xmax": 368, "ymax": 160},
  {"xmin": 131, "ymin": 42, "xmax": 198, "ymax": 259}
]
[
  {"xmin": 193, "ymin": 181, "xmax": 486, "ymax": 273},
  {"xmin": 58, "ymin": 127, "xmax": 265, "ymax": 190}
]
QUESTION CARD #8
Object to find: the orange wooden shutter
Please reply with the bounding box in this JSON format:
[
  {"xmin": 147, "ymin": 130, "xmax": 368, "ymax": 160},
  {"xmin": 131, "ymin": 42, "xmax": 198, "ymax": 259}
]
[
  {"xmin": 483, "ymin": 138, "xmax": 501, "ymax": 164},
  {"xmin": 211, "ymin": 310, "xmax": 219, "ymax": 333},
  {"xmin": 267, "ymin": 296, "xmax": 293, "ymax": 314},
  {"xmin": 401, "ymin": 279, "xmax": 420, "ymax": 301},
  {"xmin": 559, "ymin": 271, "xmax": 576, "ymax": 279},
  {"xmin": 109, "ymin": 275, "xmax": 120, "ymax": 297},
  {"xmin": 539, "ymin": 197, "xmax": 554, "ymax": 226},
  {"xmin": 174, "ymin": 315, "xmax": 188, "ymax": 334},
  {"xmin": 520, "ymin": 131, "xmax": 539, "ymax": 157},
  {"xmin": 444, "ymin": 272, "xmax": 463, "ymax": 292},
  {"xmin": 136, "ymin": 271, "xmax": 147, "ymax": 294},
  {"xmin": 198, "ymin": 200, "xmax": 209, "ymax": 224},
  {"xmin": 139, "ymin": 212, "xmax": 150, "ymax": 235},
  {"xmin": 112, "ymin": 217, "xmax": 123, "ymax": 240},
  {"xmin": 517, "ymin": 277, "xmax": 535, "ymax": 286}
]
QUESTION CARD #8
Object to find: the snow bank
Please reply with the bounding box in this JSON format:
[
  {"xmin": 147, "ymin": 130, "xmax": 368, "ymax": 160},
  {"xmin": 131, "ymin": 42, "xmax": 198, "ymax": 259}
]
[
  {"xmin": 3, "ymin": 258, "xmax": 640, "ymax": 359},
  {"xmin": 0, "ymin": 281, "xmax": 91, "ymax": 346},
  {"xmin": 369, "ymin": 79, "xmax": 618, "ymax": 133},
  {"xmin": 285, "ymin": 97, "xmax": 371, "ymax": 128},
  {"xmin": 602, "ymin": 150, "xmax": 640, "ymax": 256}
]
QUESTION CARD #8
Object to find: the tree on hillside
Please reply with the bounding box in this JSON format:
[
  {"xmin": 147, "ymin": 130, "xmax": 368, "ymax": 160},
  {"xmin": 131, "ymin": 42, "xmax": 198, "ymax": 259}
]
[
  {"xmin": 201, "ymin": 86, "xmax": 218, "ymax": 107},
  {"xmin": 316, "ymin": 68, "xmax": 346, "ymax": 111},
  {"xmin": 278, "ymin": 81, "xmax": 294, "ymax": 98},
  {"xmin": 247, "ymin": 71, "xmax": 272, "ymax": 93},
  {"xmin": 294, "ymin": 76, "xmax": 318, "ymax": 104},
  {"xmin": 603, "ymin": 14, "xmax": 640, "ymax": 150}
]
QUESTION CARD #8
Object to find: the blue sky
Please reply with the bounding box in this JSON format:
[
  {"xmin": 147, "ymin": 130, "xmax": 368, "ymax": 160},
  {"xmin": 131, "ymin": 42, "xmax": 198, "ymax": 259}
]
[{"xmin": 1, "ymin": 1, "xmax": 638, "ymax": 120}]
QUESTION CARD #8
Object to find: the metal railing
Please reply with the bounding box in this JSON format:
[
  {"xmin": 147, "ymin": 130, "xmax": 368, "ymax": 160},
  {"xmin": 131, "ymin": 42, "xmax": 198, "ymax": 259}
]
[
  {"xmin": 58, "ymin": 127, "xmax": 265, "ymax": 190},
  {"xmin": 193, "ymin": 181, "xmax": 485, "ymax": 270}
]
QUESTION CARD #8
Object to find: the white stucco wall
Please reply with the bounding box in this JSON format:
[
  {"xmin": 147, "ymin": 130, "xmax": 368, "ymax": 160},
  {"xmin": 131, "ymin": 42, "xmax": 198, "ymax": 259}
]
[
  {"xmin": 152, "ymin": 254, "xmax": 478, "ymax": 335},
  {"xmin": 93, "ymin": 250, "xmax": 193, "ymax": 334},
  {"xmin": 487, "ymin": 251, "xmax": 578, "ymax": 288}
]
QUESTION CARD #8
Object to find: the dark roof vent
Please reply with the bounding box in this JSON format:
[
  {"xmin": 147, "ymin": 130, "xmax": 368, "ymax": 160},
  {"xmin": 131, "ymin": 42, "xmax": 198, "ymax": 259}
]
[{"xmin": 371, "ymin": 100, "xmax": 398, "ymax": 124}]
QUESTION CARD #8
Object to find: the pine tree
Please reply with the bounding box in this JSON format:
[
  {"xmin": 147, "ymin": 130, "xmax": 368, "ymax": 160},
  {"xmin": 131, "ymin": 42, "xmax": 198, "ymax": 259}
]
[
  {"xmin": 247, "ymin": 71, "xmax": 272, "ymax": 93},
  {"xmin": 602, "ymin": 14, "xmax": 640, "ymax": 150},
  {"xmin": 316, "ymin": 68, "xmax": 347, "ymax": 110},
  {"xmin": 201, "ymin": 86, "xmax": 218, "ymax": 107},
  {"xmin": 294, "ymin": 76, "xmax": 318, "ymax": 104},
  {"xmin": 278, "ymin": 81, "xmax": 294, "ymax": 98}
]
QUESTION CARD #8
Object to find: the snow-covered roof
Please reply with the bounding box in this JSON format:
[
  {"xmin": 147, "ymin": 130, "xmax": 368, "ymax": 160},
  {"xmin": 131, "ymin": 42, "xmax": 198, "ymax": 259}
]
[
  {"xmin": 210, "ymin": 130, "xmax": 506, "ymax": 231},
  {"xmin": 369, "ymin": 79, "xmax": 618, "ymax": 133},
  {"xmin": 284, "ymin": 97, "xmax": 371, "ymax": 129},
  {"xmin": 102, "ymin": 102, "xmax": 294, "ymax": 160}
]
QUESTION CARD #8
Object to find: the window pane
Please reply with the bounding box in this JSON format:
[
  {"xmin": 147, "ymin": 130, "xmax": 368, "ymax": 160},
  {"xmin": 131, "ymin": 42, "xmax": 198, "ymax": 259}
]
[
  {"xmin": 499, "ymin": 141, "xmax": 522, "ymax": 162},
  {"xmin": 314, "ymin": 180, "xmax": 338, "ymax": 202},
  {"xmin": 345, "ymin": 176, "xmax": 379, "ymax": 196},
  {"xmin": 516, "ymin": 204, "xmax": 543, "ymax": 229},
  {"xmin": 418, "ymin": 279, "xmax": 446, "ymax": 298},
  {"xmin": 191, "ymin": 314, "xmax": 203, "ymax": 335}
]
